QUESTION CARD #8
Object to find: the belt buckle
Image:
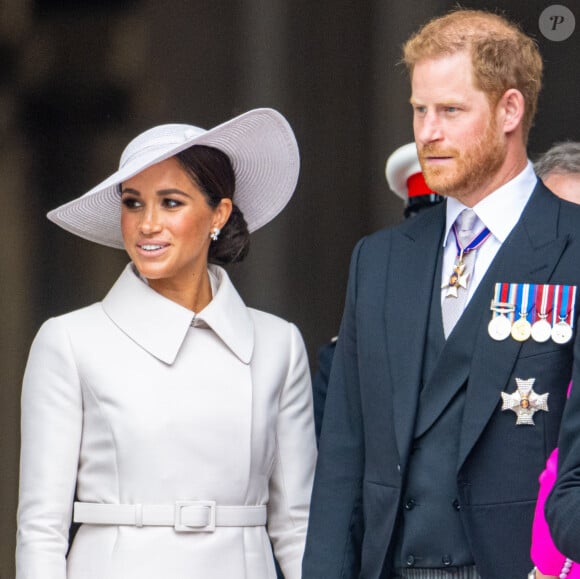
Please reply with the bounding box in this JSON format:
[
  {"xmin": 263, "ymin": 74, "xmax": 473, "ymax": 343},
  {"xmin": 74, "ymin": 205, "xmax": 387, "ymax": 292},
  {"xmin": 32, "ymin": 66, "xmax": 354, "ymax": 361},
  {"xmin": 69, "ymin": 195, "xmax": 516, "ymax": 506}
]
[{"xmin": 174, "ymin": 500, "xmax": 216, "ymax": 532}]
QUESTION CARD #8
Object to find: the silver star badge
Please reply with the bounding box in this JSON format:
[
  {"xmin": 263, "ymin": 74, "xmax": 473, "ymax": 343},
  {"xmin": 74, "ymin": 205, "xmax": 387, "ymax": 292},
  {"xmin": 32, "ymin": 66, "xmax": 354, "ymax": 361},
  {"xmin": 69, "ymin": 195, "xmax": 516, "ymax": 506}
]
[{"xmin": 501, "ymin": 378, "xmax": 549, "ymax": 425}]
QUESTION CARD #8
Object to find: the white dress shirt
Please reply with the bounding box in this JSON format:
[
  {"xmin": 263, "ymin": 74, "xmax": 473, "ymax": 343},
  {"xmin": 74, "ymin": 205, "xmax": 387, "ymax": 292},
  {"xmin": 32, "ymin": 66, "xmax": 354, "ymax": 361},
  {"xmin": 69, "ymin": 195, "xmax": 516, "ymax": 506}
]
[{"xmin": 441, "ymin": 161, "xmax": 538, "ymax": 307}]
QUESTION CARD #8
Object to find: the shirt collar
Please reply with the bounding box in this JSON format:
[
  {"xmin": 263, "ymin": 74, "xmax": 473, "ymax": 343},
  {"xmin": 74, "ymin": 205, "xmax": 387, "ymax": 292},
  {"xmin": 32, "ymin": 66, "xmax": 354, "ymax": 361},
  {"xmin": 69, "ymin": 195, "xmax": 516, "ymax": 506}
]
[
  {"xmin": 102, "ymin": 263, "xmax": 254, "ymax": 365},
  {"xmin": 443, "ymin": 161, "xmax": 538, "ymax": 247}
]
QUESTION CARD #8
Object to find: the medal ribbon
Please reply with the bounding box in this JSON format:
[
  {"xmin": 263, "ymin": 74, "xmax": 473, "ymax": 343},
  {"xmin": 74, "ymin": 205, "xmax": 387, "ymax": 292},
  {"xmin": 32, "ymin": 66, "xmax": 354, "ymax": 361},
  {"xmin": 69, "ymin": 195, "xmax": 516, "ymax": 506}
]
[
  {"xmin": 500, "ymin": 282, "xmax": 510, "ymax": 306},
  {"xmin": 557, "ymin": 284, "xmax": 577, "ymax": 327},
  {"xmin": 490, "ymin": 282, "xmax": 516, "ymax": 321},
  {"xmin": 515, "ymin": 283, "xmax": 533, "ymax": 323},
  {"xmin": 559, "ymin": 285, "xmax": 568, "ymax": 323},
  {"xmin": 444, "ymin": 219, "xmax": 490, "ymax": 296},
  {"xmin": 552, "ymin": 285, "xmax": 563, "ymax": 327},
  {"xmin": 491, "ymin": 283, "xmax": 501, "ymax": 320},
  {"xmin": 453, "ymin": 223, "xmax": 491, "ymax": 257},
  {"xmin": 491, "ymin": 283, "xmax": 501, "ymax": 307},
  {"xmin": 508, "ymin": 283, "xmax": 519, "ymax": 323},
  {"xmin": 534, "ymin": 284, "xmax": 554, "ymax": 322}
]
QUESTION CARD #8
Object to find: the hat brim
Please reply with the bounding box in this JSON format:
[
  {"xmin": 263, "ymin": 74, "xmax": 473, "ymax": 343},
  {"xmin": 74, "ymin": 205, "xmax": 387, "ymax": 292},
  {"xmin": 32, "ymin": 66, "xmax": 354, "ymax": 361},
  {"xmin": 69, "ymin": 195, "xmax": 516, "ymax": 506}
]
[
  {"xmin": 385, "ymin": 142, "xmax": 422, "ymax": 201},
  {"xmin": 47, "ymin": 108, "xmax": 300, "ymax": 249}
]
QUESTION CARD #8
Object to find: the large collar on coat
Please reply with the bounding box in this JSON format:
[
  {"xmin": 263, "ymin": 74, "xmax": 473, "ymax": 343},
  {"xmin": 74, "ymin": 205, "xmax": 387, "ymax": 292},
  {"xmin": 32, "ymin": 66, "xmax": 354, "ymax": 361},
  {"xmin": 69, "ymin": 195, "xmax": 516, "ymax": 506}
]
[{"xmin": 102, "ymin": 263, "xmax": 254, "ymax": 365}]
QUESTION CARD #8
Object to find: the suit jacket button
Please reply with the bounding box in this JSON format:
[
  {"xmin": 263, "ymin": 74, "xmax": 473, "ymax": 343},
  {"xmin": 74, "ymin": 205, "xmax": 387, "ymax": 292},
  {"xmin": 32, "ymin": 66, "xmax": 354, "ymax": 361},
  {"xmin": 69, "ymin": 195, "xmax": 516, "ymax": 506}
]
[
  {"xmin": 442, "ymin": 555, "xmax": 452, "ymax": 566},
  {"xmin": 404, "ymin": 498, "xmax": 416, "ymax": 510},
  {"xmin": 406, "ymin": 555, "xmax": 416, "ymax": 567},
  {"xmin": 452, "ymin": 499, "xmax": 461, "ymax": 511}
]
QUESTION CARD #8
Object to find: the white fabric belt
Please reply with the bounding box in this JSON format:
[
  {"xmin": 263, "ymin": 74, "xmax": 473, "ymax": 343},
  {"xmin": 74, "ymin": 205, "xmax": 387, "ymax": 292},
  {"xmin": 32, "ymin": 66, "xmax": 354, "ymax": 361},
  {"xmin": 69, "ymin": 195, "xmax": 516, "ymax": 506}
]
[{"xmin": 74, "ymin": 501, "xmax": 267, "ymax": 533}]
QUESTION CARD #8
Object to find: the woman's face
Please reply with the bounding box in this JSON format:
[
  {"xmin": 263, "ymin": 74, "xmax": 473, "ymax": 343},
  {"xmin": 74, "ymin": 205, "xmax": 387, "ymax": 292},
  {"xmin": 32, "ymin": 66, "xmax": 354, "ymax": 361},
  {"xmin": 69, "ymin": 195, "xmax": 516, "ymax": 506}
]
[{"xmin": 121, "ymin": 156, "xmax": 231, "ymax": 295}]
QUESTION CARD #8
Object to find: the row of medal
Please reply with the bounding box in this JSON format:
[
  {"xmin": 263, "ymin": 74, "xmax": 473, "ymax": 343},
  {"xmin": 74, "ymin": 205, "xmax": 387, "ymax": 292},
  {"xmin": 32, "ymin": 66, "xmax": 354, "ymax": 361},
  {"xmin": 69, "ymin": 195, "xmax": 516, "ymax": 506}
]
[{"xmin": 488, "ymin": 283, "xmax": 577, "ymax": 344}]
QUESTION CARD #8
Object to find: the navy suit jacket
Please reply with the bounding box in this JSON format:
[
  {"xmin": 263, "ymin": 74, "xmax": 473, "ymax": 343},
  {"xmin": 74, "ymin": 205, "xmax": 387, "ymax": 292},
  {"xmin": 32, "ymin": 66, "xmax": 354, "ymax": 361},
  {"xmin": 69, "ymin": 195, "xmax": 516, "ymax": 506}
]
[
  {"xmin": 303, "ymin": 181, "xmax": 580, "ymax": 579},
  {"xmin": 312, "ymin": 339, "xmax": 337, "ymax": 442}
]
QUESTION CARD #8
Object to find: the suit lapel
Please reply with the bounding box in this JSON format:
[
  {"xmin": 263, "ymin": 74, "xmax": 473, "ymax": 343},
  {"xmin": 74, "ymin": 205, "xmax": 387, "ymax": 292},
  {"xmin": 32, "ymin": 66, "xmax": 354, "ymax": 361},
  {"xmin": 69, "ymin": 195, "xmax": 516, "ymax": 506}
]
[
  {"xmin": 388, "ymin": 183, "xmax": 568, "ymax": 469},
  {"xmin": 413, "ymin": 283, "xmax": 489, "ymax": 438},
  {"xmin": 388, "ymin": 204, "xmax": 446, "ymax": 467},
  {"xmin": 412, "ymin": 183, "xmax": 568, "ymax": 456},
  {"xmin": 457, "ymin": 182, "xmax": 568, "ymax": 467}
]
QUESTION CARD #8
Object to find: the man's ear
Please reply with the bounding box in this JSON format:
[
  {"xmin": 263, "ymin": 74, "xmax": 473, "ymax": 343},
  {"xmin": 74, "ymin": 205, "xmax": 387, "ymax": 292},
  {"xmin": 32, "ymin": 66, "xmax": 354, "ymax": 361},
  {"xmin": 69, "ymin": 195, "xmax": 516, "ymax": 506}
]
[{"xmin": 498, "ymin": 88, "xmax": 525, "ymax": 134}]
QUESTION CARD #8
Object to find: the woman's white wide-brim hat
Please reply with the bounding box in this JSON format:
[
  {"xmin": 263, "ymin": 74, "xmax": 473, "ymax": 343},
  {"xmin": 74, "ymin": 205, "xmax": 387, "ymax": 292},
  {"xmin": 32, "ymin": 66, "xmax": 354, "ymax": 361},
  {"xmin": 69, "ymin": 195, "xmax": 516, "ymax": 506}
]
[{"xmin": 47, "ymin": 108, "xmax": 300, "ymax": 249}]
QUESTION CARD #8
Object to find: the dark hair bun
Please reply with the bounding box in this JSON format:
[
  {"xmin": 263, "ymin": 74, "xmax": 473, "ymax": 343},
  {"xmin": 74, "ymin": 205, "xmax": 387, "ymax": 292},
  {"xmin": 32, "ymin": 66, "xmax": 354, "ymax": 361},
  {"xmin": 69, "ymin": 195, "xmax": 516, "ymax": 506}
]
[{"xmin": 208, "ymin": 203, "xmax": 250, "ymax": 265}]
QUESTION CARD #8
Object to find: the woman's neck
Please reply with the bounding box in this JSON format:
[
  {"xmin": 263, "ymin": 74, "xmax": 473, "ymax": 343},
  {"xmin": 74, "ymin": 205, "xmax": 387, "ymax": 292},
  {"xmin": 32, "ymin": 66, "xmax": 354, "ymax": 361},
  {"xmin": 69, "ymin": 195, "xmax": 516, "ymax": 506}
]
[{"xmin": 147, "ymin": 268, "xmax": 213, "ymax": 312}]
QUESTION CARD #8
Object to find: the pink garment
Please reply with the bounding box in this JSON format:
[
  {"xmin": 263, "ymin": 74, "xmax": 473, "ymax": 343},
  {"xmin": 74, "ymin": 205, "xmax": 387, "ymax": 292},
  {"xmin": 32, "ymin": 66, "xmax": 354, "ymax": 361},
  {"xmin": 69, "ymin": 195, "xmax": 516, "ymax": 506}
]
[{"xmin": 531, "ymin": 381, "xmax": 579, "ymax": 577}]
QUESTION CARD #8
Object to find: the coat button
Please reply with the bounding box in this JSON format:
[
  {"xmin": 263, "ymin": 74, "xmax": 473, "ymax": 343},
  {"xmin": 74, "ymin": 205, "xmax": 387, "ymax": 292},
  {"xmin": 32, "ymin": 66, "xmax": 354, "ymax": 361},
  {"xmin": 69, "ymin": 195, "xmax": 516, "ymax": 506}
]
[
  {"xmin": 452, "ymin": 499, "xmax": 461, "ymax": 511},
  {"xmin": 406, "ymin": 555, "xmax": 416, "ymax": 567},
  {"xmin": 442, "ymin": 555, "xmax": 452, "ymax": 566},
  {"xmin": 404, "ymin": 498, "xmax": 416, "ymax": 510}
]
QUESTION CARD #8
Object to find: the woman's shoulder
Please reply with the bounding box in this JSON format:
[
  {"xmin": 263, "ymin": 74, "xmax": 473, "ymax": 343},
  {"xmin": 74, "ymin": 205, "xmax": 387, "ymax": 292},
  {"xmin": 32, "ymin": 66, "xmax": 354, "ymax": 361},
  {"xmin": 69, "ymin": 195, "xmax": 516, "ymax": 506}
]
[
  {"xmin": 246, "ymin": 308, "xmax": 308, "ymax": 372},
  {"xmin": 247, "ymin": 306, "xmax": 296, "ymax": 330},
  {"xmin": 26, "ymin": 303, "xmax": 107, "ymax": 365},
  {"xmin": 247, "ymin": 307, "xmax": 305, "ymax": 347},
  {"xmin": 36, "ymin": 302, "xmax": 106, "ymax": 337}
]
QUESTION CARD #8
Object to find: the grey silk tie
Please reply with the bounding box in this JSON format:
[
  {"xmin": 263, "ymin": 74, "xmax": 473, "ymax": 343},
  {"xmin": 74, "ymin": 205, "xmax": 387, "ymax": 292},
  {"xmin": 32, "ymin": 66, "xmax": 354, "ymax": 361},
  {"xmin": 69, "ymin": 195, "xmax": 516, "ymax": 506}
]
[{"xmin": 442, "ymin": 209, "xmax": 480, "ymax": 338}]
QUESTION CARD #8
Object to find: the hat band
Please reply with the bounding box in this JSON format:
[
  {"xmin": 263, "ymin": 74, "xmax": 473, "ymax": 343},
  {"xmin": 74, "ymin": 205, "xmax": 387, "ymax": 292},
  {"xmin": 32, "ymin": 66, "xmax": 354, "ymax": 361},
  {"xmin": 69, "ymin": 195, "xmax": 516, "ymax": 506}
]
[
  {"xmin": 407, "ymin": 172, "xmax": 434, "ymax": 198},
  {"xmin": 120, "ymin": 130, "xmax": 205, "ymax": 168}
]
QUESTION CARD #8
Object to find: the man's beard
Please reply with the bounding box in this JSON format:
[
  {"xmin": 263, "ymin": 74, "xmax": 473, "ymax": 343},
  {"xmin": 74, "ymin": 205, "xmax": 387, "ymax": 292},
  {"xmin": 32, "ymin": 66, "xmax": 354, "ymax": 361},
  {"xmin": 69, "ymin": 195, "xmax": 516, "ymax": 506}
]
[{"xmin": 418, "ymin": 120, "xmax": 507, "ymax": 201}]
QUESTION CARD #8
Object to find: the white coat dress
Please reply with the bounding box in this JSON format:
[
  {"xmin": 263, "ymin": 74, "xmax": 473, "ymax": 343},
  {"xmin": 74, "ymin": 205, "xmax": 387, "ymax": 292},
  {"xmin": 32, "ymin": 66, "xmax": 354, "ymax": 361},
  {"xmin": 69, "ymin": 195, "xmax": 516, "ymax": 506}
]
[{"xmin": 16, "ymin": 263, "xmax": 317, "ymax": 579}]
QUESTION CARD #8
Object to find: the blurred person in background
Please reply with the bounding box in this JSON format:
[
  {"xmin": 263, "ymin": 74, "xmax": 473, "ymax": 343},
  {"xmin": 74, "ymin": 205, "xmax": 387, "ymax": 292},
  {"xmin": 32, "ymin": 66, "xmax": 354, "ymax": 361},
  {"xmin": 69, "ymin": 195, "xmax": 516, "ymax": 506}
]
[
  {"xmin": 531, "ymin": 141, "xmax": 580, "ymax": 579},
  {"xmin": 311, "ymin": 142, "xmax": 442, "ymax": 442},
  {"xmin": 535, "ymin": 141, "xmax": 580, "ymax": 204}
]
